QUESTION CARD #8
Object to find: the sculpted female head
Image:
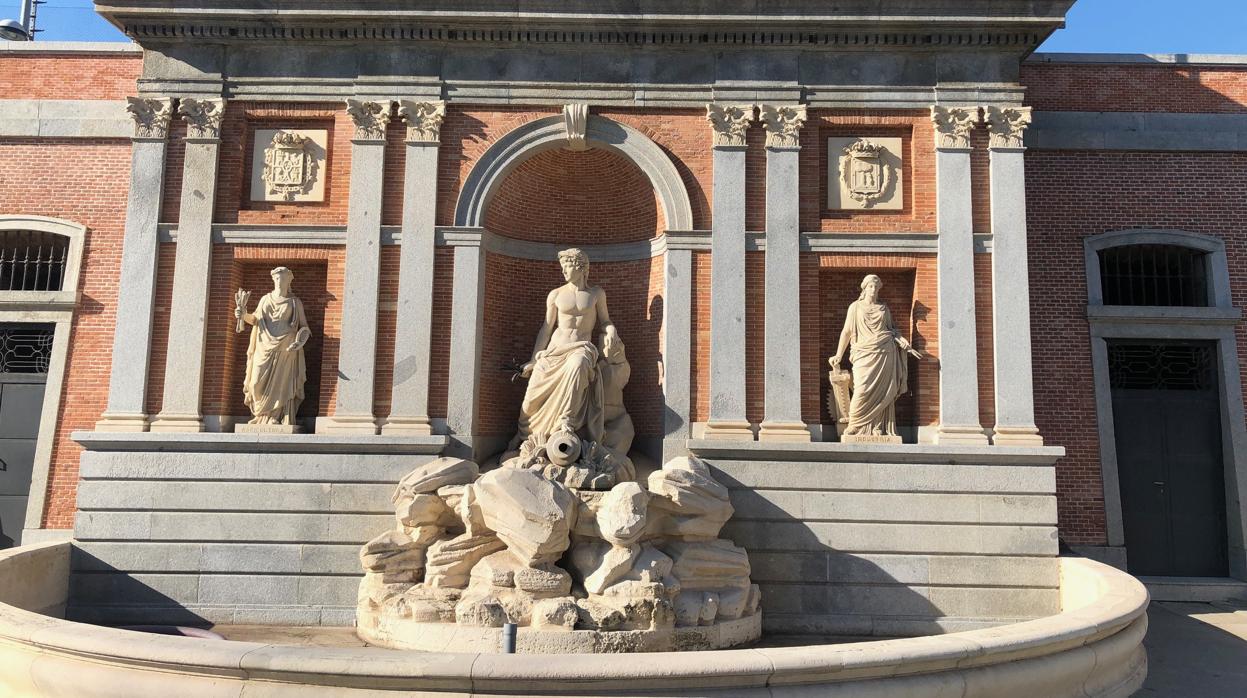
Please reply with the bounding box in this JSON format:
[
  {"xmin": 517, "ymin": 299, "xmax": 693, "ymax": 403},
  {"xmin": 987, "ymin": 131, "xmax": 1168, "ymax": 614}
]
[
  {"xmin": 271, "ymin": 266, "xmax": 294, "ymax": 293},
  {"xmin": 859, "ymin": 274, "xmax": 883, "ymax": 302}
]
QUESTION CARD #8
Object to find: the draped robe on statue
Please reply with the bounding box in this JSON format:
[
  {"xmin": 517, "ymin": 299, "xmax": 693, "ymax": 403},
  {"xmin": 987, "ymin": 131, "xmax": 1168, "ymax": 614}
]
[
  {"xmin": 842, "ymin": 299, "xmax": 909, "ymax": 436},
  {"xmin": 515, "ymin": 340, "xmax": 606, "ymax": 447},
  {"xmin": 244, "ymin": 293, "xmax": 310, "ymax": 424}
]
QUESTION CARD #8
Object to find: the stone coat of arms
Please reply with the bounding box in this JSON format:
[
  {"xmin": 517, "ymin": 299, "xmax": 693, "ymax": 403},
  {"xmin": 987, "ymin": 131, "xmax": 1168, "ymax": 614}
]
[
  {"xmin": 841, "ymin": 139, "xmax": 893, "ymax": 207},
  {"xmin": 262, "ymin": 131, "xmax": 319, "ymax": 201}
]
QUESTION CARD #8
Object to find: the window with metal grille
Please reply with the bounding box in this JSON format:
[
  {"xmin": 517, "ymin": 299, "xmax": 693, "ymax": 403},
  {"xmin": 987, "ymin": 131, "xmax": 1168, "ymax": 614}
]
[
  {"xmin": 0, "ymin": 230, "xmax": 69, "ymax": 292},
  {"xmin": 1098, "ymin": 244, "xmax": 1209, "ymax": 307},
  {"xmin": 0, "ymin": 325, "xmax": 54, "ymax": 374},
  {"xmin": 1107, "ymin": 342, "xmax": 1216, "ymax": 391}
]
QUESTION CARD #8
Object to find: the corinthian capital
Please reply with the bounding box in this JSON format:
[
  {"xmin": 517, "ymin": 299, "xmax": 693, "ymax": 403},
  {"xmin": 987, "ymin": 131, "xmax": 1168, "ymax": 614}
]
[
  {"xmin": 126, "ymin": 96, "xmax": 175, "ymax": 140},
  {"xmin": 398, "ymin": 100, "xmax": 446, "ymax": 144},
  {"xmin": 930, "ymin": 105, "xmax": 979, "ymax": 150},
  {"xmin": 706, "ymin": 103, "xmax": 755, "ymax": 147},
  {"xmin": 346, "ymin": 99, "xmax": 393, "ymax": 141},
  {"xmin": 759, "ymin": 104, "xmax": 808, "ymax": 148},
  {"xmin": 178, "ymin": 98, "xmax": 225, "ymax": 140},
  {"xmin": 984, "ymin": 105, "xmax": 1033, "ymax": 149}
]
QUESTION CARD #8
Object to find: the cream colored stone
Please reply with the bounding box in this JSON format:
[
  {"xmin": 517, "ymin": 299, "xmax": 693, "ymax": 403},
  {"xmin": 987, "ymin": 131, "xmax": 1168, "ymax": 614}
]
[
  {"xmin": 474, "ymin": 468, "xmax": 575, "ymax": 566},
  {"xmin": 827, "ymin": 136, "xmax": 904, "ymax": 210},
  {"xmin": 394, "ymin": 457, "xmax": 479, "ymax": 498},
  {"xmin": 647, "ymin": 456, "xmax": 734, "ymax": 538},
  {"xmin": 932, "ymin": 105, "xmax": 980, "ymax": 149},
  {"xmin": 397, "ymin": 99, "xmax": 445, "ymax": 143},
  {"xmin": 424, "ymin": 533, "xmax": 505, "ymax": 589},
  {"xmin": 828, "ymin": 274, "xmax": 922, "ymax": 440},
  {"xmin": 706, "ymin": 103, "xmax": 755, "ymax": 147},
  {"xmin": 248, "ymin": 128, "xmax": 327, "ymax": 202},
  {"xmin": 506, "ymin": 248, "xmax": 635, "ymax": 491},
  {"xmin": 985, "ymin": 105, "xmax": 1033, "ymax": 149},
  {"xmin": 234, "ymin": 267, "xmax": 312, "ymax": 427},
  {"xmin": 759, "ymin": 104, "xmax": 807, "ymax": 148}
]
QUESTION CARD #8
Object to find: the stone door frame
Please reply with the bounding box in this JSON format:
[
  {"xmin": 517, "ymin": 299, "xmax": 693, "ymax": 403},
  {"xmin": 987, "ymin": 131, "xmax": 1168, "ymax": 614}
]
[
  {"xmin": 1084, "ymin": 228, "xmax": 1247, "ymax": 580},
  {"xmin": 0, "ymin": 215, "xmax": 86, "ymax": 542}
]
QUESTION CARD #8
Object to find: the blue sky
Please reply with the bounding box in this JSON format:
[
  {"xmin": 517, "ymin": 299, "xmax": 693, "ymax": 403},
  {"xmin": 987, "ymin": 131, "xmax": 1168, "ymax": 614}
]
[{"xmin": 6, "ymin": 0, "xmax": 1247, "ymax": 54}]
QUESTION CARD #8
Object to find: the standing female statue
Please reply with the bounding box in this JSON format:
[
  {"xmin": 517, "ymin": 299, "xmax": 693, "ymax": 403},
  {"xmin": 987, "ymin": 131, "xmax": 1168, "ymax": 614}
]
[
  {"xmin": 828, "ymin": 274, "xmax": 922, "ymax": 439},
  {"xmin": 234, "ymin": 266, "xmax": 312, "ymax": 429}
]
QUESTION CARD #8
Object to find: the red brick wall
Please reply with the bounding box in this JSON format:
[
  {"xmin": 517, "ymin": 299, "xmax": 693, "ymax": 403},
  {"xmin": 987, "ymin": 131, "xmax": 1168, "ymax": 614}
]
[
  {"xmin": 0, "ymin": 138, "xmax": 132, "ymax": 528},
  {"xmin": 1026, "ymin": 150, "xmax": 1247, "ymax": 545},
  {"xmin": 486, "ymin": 148, "xmax": 663, "ymax": 242},
  {"xmin": 0, "ymin": 52, "xmax": 141, "ymax": 100},
  {"xmin": 1023, "ymin": 62, "xmax": 1247, "ymax": 114}
]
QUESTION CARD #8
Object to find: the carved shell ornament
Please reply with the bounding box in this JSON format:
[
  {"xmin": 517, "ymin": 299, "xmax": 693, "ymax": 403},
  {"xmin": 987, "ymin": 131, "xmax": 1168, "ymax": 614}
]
[
  {"xmin": 262, "ymin": 131, "xmax": 319, "ymax": 201},
  {"xmin": 841, "ymin": 139, "xmax": 893, "ymax": 206}
]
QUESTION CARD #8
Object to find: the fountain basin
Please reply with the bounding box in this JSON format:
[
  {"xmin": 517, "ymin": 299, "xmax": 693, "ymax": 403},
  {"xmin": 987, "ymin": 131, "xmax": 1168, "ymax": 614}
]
[{"xmin": 0, "ymin": 541, "xmax": 1146, "ymax": 697}]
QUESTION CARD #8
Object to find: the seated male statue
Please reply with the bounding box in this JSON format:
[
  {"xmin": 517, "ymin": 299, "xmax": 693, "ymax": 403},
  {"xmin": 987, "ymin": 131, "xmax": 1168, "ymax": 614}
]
[{"xmin": 506, "ymin": 248, "xmax": 633, "ymax": 486}]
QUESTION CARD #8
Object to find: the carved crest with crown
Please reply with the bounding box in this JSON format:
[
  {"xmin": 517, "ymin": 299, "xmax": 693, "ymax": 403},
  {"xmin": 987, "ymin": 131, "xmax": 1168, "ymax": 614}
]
[
  {"xmin": 262, "ymin": 131, "xmax": 319, "ymax": 201},
  {"xmin": 841, "ymin": 139, "xmax": 893, "ymax": 206}
]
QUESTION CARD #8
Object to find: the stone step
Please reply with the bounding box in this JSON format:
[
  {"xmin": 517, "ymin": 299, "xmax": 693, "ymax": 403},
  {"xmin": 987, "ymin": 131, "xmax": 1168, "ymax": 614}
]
[{"xmin": 1139, "ymin": 576, "xmax": 1247, "ymax": 603}]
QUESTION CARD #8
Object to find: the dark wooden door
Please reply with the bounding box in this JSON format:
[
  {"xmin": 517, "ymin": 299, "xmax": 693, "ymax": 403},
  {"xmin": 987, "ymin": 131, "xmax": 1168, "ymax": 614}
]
[
  {"xmin": 0, "ymin": 324, "xmax": 53, "ymax": 549},
  {"xmin": 1110, "ymin": 341, "xmax": 1227, "ymax": 577}
]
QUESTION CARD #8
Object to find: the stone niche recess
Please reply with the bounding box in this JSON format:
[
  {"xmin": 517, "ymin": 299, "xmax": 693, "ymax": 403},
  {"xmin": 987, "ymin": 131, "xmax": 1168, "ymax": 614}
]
[{"xmin": 357, "ymin": 455, "xmax": 761, "ymax": 653}]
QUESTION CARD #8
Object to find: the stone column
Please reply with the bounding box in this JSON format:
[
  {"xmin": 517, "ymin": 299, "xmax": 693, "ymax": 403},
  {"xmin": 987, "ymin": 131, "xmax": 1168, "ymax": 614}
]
[
  {"xmin": 382, "ymin": 101, "xmax": 446, "ymax": 436},
  {"xmin": 702, "ymin": 103, "xmax": 755, "ymax": 440},
  {"xmin": 323, "ymin": 99, "xmax": 392, "ymax": 435},
  {"xmin": 986, "ymin": 106, "xmax": 1044, "ymax": 446},
  {"xmin": 95, "ymin": 97, "xmax": 175, "ymax": 432},
  {"xmin": 758, "ymin": 104, "xmax": 810, "ymax": 442},
  {"xmin": 151, "ymin": 99, "xmax": 225, "ymax": 433},
  {"xmin": 662, "ymin": 243, "xmax": 693, "ymax": 460},
  {"xmin": 931, "ymin": 106, "xmax": 989, "ymax": 445},
  {"xmin": 445, "ymin": 232, "xmax": 486, "ymax": 458}
]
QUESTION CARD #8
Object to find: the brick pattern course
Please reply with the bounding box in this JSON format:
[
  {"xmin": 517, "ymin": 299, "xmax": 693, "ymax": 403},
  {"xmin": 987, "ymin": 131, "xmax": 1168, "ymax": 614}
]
[
  {"xmin": 0, "ymin": 54, "xmax": 141, "ymax": 100},
  {"xmin": 1023, "ymin": 63, "xmax": 1247, "ymax": 114}
]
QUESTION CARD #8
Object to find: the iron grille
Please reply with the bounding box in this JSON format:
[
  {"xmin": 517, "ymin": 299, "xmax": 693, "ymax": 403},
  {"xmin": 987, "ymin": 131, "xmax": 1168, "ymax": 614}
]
[
  {"xmin": 0, "ymin": 325, "xmax": 54, "ymax": 374},
  {"xmin": 1108, "ymin": 342, "xmax": 1215, "ymax": 391},
  {"xmin": 0, "ymin": 231, "xmax": 69, "ymax": 292},
  {"xmin": 1098, "ymin": 244, "xmax": 1209, "ymax": 307}
]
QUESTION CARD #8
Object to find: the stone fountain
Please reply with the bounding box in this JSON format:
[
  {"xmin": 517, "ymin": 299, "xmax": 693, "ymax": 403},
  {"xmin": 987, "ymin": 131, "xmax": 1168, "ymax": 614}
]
[{"xmin": 356, "ymin": 249, "xmax": 760, "ymax": 652}]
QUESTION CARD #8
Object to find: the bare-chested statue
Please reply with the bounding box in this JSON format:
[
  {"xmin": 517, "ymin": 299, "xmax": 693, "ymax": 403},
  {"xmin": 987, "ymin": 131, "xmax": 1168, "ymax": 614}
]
[{"xmin": 507, "ymin": 249, "xmax": 633, "ymax": 486}]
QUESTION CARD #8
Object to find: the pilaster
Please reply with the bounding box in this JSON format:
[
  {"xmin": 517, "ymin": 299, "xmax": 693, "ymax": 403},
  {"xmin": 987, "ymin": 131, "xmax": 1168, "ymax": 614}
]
[
  {"xmin": 702, "ymin": 103, "xmax": 755, "ymax": 440},
  {"xmin": 985, "ymin": 105, "xmax": 1043, "ymax": 446},
  {"xmin": 383, "ymin": 101, "xmax": 445, "ymax": 436},
  {"xmin": 151, "ymin": 98, "xmax": 225, "ymax": 433},
  {"xmin": 445, "ymin": 232, "xmax": 486, "ymax": 459},
  {"xmin": 95, "ymin": 97, "xmax": 174, "ymax": 432},
  {"xmin": 322, "ymin": 99, "xmax": 392, "ymax": 435},
  {"xmin": 662, "ymin": 244, "xmax": 693, "ymax": 461},
  {"xmin": 758, "ymin": 104, "xmax": 810, "ymax": 442},
  {"xmin": 931, "ymin": 106, "xmax": 989, "ymax": 445}
]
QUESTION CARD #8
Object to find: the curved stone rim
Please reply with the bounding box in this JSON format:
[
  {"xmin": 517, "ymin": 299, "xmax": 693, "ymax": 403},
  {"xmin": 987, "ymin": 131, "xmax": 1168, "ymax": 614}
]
[
  {"xmin": 0, "ymin": 544, "xmax": 1147, "ymax": 695},
  {"xmin": 453, "ymin": 114, "xmax": 695, "ymax": 231}
]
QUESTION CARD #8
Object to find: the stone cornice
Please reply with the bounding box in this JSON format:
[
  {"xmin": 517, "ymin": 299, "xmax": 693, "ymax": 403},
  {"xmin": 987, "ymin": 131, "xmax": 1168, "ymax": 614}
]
[{"xmin": 97, "ymin": 1, "xmax": 1075, "ymax": 47}]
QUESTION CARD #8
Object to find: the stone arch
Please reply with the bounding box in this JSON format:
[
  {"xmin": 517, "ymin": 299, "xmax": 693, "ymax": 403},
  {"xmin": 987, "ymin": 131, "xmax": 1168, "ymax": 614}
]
[
  {"xmin": 454, "ymin": 115, "xmax": 694, "ymax": 231},
  {"xmin": 0, "ymin": 215, "xmax": 86, "ymax": 298}
]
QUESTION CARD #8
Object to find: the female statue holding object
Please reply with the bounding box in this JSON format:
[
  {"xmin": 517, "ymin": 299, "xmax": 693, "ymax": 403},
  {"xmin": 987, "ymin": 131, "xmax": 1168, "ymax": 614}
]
[
  {"xmin": 829, "ymin": 274, "xmax": 922, "ymax": 438},
  {"xmin": 235, "ymin": 266, "xmax": 312, "ymax": 427}
]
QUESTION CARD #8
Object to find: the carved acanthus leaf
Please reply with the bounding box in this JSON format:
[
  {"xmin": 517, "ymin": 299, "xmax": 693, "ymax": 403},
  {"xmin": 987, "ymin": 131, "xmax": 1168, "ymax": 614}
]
[
  {"xmin": 126, "ymin": 96, "xmax": 175, "ymax": 140},
  {"xmin": 178, "ymin": 98, "xmax": 225, "ymax": 140},
  {"xmin": 346, "ymin": 99, "xmax": 393, "ymax": 141},
  {"xmin": 398, "ymin": 100, "xmax": 446, "ymax": 143},
  {"xmin": 930, "ymin": 106, "xmax": 979, "ymax": 150},
  {"xmin": 705, "ymin": 103, "xmax": 755, "ymax": 147},
  {"xmin": 563, "ymin": 103, "xmax": 589, "ymax": 151},
  {"xmin": 759, "ymin": 104, "xmax": 808, "ymax": 148},
  {"xmin": 984, "ymin": 105, "xmax": 1033, "ymax": 149}
]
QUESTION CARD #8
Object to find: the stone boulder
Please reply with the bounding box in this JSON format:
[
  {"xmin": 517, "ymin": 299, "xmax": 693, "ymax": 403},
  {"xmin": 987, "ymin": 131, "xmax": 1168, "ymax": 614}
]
[
  {"xmin": 393, "ymin": 457, "xmax": 479, "ymax": 501},
  {"xmin": 647, "ymin": 456, "xmax": 733, "ymax": 539},
  {"xmin": 475, "ymin": 467, "xmax": 576, "ymax": 566}
]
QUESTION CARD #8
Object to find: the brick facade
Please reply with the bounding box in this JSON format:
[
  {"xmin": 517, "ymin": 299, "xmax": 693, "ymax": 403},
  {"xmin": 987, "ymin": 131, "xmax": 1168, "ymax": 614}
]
[{"xmin": 5, "ymin": 48, "xmax": 1246, "ymax": 560}]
